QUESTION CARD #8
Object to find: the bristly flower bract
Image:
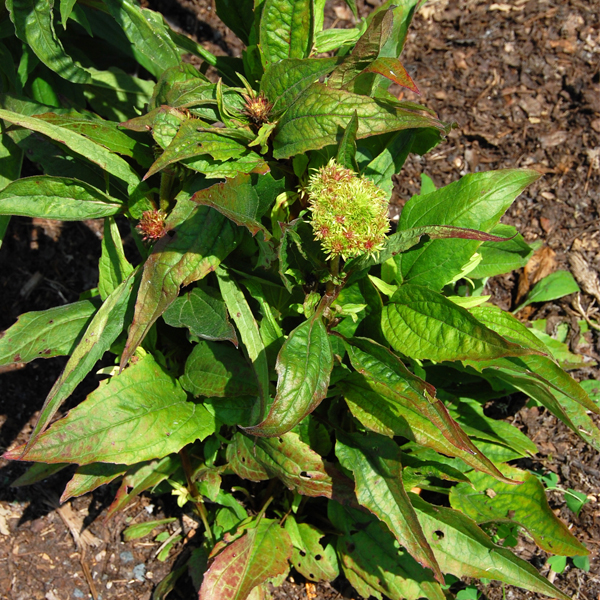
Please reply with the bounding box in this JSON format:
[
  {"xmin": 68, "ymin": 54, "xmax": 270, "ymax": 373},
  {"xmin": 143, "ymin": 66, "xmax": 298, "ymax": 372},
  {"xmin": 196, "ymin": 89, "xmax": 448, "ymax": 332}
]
[{"xmin": 306, "ymin": 159, "xmax": 390, "ymax": 260}]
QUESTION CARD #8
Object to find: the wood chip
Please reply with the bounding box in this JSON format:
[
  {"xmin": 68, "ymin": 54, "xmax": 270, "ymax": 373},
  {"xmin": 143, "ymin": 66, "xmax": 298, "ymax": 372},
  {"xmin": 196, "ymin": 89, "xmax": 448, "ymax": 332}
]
[{"xmin": 569, "ymin": 252, "xmax": 600, "ymax": 304}]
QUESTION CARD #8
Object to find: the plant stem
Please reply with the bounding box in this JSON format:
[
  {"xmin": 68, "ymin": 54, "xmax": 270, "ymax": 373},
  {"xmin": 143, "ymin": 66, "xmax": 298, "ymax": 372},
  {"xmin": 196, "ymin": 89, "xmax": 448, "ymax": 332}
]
[
  {"xmin": 179, "ymin": 448, "xmax": 214, "ymax": 543},
  {"xmin": 159, "ymin": 171, "xmax": 174, "ymax": 213}
]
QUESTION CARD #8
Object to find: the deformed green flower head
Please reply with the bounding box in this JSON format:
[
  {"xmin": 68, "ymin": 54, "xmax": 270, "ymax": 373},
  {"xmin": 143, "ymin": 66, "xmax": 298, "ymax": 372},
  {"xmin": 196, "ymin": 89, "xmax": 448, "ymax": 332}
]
[{"xmin": 307, "ymin": 159, "xmax": 390, "ymax": 260}]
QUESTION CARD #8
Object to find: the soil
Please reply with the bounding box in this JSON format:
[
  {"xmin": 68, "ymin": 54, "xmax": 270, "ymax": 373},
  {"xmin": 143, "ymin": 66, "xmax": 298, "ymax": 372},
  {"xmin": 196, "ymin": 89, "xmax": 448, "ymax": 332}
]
[{"xmin": 1, "ymin": 0, "xmax": 600, "ymax": 599}]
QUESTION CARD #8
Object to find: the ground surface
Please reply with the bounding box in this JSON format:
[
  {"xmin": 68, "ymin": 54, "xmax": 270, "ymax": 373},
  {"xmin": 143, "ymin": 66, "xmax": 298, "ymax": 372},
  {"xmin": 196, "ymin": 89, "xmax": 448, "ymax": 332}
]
[{"xmin": 1, "ymin": 0, "xmax": 600, "ymax": 599}]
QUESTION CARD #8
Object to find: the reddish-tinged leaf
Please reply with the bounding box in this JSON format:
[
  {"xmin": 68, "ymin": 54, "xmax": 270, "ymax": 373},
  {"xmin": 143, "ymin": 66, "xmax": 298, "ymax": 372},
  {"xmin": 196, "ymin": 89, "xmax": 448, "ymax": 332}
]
[
  {"xmin": 363, "ymin": 57, "xmax": 419, "ymax": 93},
  {"xmin": 190, "ymin": 173, "xmax": 270, "ymax": 239},
  {"xmin": 121, "ymin": 206, "xmax": 240, "ymax": 368},
  {"xmin": 8, "ymin": 355, "xmax": 216, "ymax": 465},
  {"xmin": 243, "ymin": 313, "xmax": 333, "ymax": 437},
  {"xmin": 61, "ymin": 463, "xmax": 128, "ymax": 503},
  {"xmin": 336, "ymin": 431, "xmax": 444, "ymax": 584},
  {"xmin": 105, "ymin": 455, "xmax": 179, "ymax": 519},
  {"xmin": 227, "ymin": 432, "xmax": 356, "ymax": 505},
  {"xmin": 199, "ymin": 519, "xmax": 292, "ymax": 600}
]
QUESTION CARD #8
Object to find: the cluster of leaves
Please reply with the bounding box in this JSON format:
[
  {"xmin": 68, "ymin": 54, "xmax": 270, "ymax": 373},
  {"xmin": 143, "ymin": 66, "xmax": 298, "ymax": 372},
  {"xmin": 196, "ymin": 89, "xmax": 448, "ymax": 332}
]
[{"xmin": 0, "ymin": 0, "xmax": 597, "ymax": 599}]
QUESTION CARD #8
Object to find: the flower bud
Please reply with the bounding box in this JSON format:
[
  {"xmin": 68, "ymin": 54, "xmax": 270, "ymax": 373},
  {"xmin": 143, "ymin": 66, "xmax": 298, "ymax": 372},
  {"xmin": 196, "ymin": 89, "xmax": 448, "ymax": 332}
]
[
  {"xmin": 137, "ymin": 209, "xmax": 166, "ymax": 241},
  {"xmin": 306, "ymin": 159, "xmax": 390, "ymax": 259}
]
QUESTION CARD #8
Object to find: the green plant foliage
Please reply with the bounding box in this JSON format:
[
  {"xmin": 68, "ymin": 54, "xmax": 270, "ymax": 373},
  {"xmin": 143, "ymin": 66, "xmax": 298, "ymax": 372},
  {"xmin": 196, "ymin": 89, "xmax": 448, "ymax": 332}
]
[{"xmin": 1, "ymin": 1, "xmax": 594, "ymax": 599}]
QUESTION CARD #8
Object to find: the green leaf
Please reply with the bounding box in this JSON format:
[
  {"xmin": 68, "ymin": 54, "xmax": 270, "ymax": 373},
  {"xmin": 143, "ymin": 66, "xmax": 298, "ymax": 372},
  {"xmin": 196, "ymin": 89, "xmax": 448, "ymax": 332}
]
[
  {"xmin": 102, "ymin": 0, "xmax": 180, "ymax": 77},
  {"xmin": 340, "ymin": 338, "xmax": 510, "ymax": 481},
  {"xmin": 180, "ymin": 340, "xmax": 258, "ymax": 398},
  {"xmin": 24, "ymin": 270, "xmax": 137, "ymax": 448},
  {"xmin": 189, "ymin": 173, "xmax": 270, "ymax": 238},
  {"xmin": 144, "ymin": 120, "xmax": 265, "ymax": 181},
  {"xmin": 410, "ymin": 494, "xmax": 571, "ymax": 600},
  {"xmin": 98, "ymin": 217, "xmax": 133, "ymax": 301},
  {"xmin": 336, "ymin": 111, "xmax": 358, "ymax": 171},
  {"xmin": 573, "ymin": 555, "xmax": 590, "ymax": 572},
  {"xmin": 259, "ymin": 0, "xmax": 312, "ymax": 66},
  {"xmin": 59, "ymin": 0, "xmax": 77, "ymax": 28},
  {"xmin": 123, "ymin": 518, "xmax": 177, "ymax": 542},
  {"xmin": 468, "ymin": 224, "xmax": 533, "ymax": 280},
  {"xmin": 328, "ymin": 8, "xmax": 394, "ymax": 89},
  {"xmin": 7, "ymin": 0, "xmax": 91, "ymax": 83},
  {"xmin": 260, "ymin": 58, "xmax": 339, "ymax": 114},
  {"xmin": 0, "ymin": 109, "xmax": 143, "ymax": 194},
  {"xmin": 121, "ymin": 205, "xmax": 240, "ymax": 367},
  {"xmin": 565, "ymin": 489, "xmax": 588, "ymax": 516},
  {"xmin": 227, "ymin": 432, "xmax": 355, "ymax": 503},
  {"xmin": 284, "ymin": 517, "xmax": 339, "ymax": 582},
  {"xmin": 0, "ymin": 299, "xmax": 99, "ymax": 366},
  {"xmin": 449, "ymin": 464, "xmax": 588, "ymax": 556},
  {"xmin": 214, "ymin": 0, "xmax": 253, "ymax": 45},
  {"xmin": 272, "ymin": 83, "xmax": 448, "ymax": 159},
  {"xmin": 362, "ymin": 130, "xmax": 415, "ymax": 198},
  {"xmin": 61, "ymin": 463, "xmax": 128, "ymax": 502},
  {"xmin": 84, "ymin": 67, "xmax": 155, "ymax": 124},
  {"xmin": 204, "ymin": 396, "xmax": 257, "ymax": 428},
  {"xmin": 420, "ymin": 173, "xmax": 436, "ymax": 195},
  {"xmin": 162, "ymin": 287, "xmax": 238, "ymax": 345},
  {"xmin": 336, "ymin": 431, "xmax": 443, "ymax": 583},
  {"xmin": 329, "ymin": 502, "xmax": 446, "ymax": 600},
  {"xmin": 313, "ymin": 27, "xmax": 362, "ymax": 53},
  {"xmin": 105, "ymin": 455, "xmax": 180, "ymax": 518},
  {"xmin": 217, "ymin": 269, "xmax": 269, "ymax": 420},
  {"xmin": 35, "ymin": 111, "xmax": 154, "ymax": 168},
  {"xmin": 199, "ymin": 519, "xmax": 292, "ymax": 600},
  {"xmin": 382, "ymin": 285, "xmax": 535, "ymax": 362},
  {"xmin": 11, "ymin": 462, "xmax": 69, "ymax": 487},
  {"xmin": 397, "ymin": 169, "xmax": 541, "ymax": 290},
  {"xmin": 547, "ymin": 555, "xmax": 567, "ymax": 574},
  {"xmin": 244, "ymin": 312, "xmax": 333, "ymax": 437},
  {"xmin": 0, "ymin": 175, "xmax": 122, "ymax": 219},
  {"xmin": 515, "ymin": 271, "xmax": 580, "ymax": 313},
  {"xmin": 10, "ymin": 354, "xmax": 216, "ymax": 465},
  {"xmin": 443, "ymin": 395, "xmax": 537, "ymax": 459}
]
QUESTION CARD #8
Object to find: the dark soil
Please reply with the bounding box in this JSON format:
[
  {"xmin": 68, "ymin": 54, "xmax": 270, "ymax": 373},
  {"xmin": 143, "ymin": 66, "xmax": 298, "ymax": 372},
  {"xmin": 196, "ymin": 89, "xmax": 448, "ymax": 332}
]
[{"xmin": 1, "ymin": 0, "xmax": 599, "ymax": 599}]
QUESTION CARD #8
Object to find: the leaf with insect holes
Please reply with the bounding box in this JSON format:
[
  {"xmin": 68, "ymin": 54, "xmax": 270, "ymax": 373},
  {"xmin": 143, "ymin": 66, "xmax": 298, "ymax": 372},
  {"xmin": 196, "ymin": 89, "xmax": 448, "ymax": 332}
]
[
  {"xmin": 329, "ymin": 502, "xmax": 446, "ymax": 600},
  {"xmin": 409, "ymin": 494, "xmax": 571, "ymax": 600},
  {"xmin": 121, "ymin": 205, "xmax": 240, "ymax": 368},
  {"xmin": 336, "ymin": 431, "xmax": 443, "ymax": 583},
  {"xmin": 0, "ymin": 299, "xmax": 100, "ymax": 367},
  {"xmin": 227, "ymin": 432, "xmax": 356, "ymax": 505},
  {"xmin": 284, "ymin": 516, "xmax": 339, "ymax": 582},
  {"xmin": 199, "ymin": 519, "xmax": 292, "ymax": 600},
  {"xmin": 7, "ymin": 354, "xmax": 216, "ymax": 465},
  {"xmin": 243, "ymin": 312, "xmax": 333, "ymax": 437},
  {"xmin": 450, "ymin": 464, "xmax": 588, "ymax": 556}
]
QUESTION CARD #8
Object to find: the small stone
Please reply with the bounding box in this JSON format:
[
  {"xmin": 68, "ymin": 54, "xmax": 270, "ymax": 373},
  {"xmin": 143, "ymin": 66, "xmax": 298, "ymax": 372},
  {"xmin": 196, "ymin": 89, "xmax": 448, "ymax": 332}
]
[
  {"xmin": 73, "ymin": 589, "xmax": 85, "ymax": 599},
  {"xmin": 132, "ymin": 564, "xmax": 146, "ymax": 582},
  {"xmin": 120, "ymin": 551, "xmax": 134, "ymax": 564}
]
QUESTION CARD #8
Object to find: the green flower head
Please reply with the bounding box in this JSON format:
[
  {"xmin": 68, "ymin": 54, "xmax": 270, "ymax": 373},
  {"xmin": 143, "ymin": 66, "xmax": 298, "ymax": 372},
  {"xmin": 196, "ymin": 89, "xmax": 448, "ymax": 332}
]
[{"xmin": 306, "ymin": 159, "xmax": 390, "ymax": 260}]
